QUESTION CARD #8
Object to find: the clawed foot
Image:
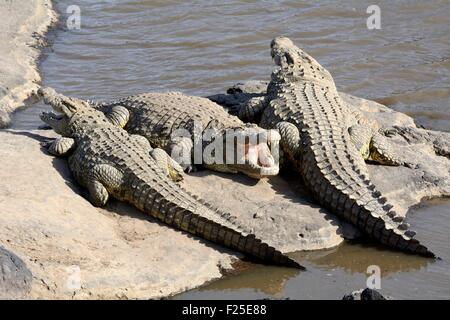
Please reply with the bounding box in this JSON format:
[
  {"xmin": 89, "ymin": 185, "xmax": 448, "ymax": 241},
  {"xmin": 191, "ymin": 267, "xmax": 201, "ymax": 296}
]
[
  {"xmin": 382, "ymin": 127, "xmax": 399, "ymax": 138},
  {"xmin": 40, "ymin": 138, "xmax": 54, "ymax": 149},
  {"xmin": 222, "ymin": 103, "xmax": 241, "ymax": 116},
  {"xmin": 40, "ymin": 137, "xmax": 76, "ymax": 156}
]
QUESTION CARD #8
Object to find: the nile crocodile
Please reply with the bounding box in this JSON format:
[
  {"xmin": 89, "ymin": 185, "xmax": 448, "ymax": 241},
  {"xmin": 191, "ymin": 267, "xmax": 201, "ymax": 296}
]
[
  {"xmin": 38, "ymin": 87, "xmax": 302, "ymax": 269},
  {"xmin": 86, "ymin": 92, "xmax": 281, "ymax": 179},
  {"xmin": 214, "ymin": 37, "xmax": 434, "ymax": 257},
  {"xmin": 210, "ymin": 82, "xmax": 450, "ymax": 161}
]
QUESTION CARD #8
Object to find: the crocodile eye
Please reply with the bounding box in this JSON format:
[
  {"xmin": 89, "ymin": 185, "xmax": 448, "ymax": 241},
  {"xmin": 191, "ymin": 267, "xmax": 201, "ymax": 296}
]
[{"xmin": 285, "ymin": 52, "xmax": 295, "ymax": 65}]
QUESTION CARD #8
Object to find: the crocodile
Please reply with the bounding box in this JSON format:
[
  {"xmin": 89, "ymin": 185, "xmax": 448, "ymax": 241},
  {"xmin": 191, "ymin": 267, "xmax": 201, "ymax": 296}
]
[
  {"xmin": 84, "ymin": 92, "xmax": 281, "ymax": 179},
  {"xmin": 37, "ymin": 87, "xmax": 302, "ymax": 269},
  {"xmin": 210, "ymin": 82, "xmax": 450, "ymax": 161},
  {"xmin": 214, "ymin": 36, "xmax": 434, "ymax": 257}
]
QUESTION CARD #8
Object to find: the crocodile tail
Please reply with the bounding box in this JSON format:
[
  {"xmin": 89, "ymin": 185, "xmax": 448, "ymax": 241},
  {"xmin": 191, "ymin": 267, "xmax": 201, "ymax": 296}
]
[
  {"xmin": 350, "ymin": 185, "xmax": 435, "ymax": 258},
  {"xmin": 322, "ymin": 176, "xmax": 434, "ymax": 257},
  {"xmin": 303, "ymin": 151, "xmax": 435, "ymax": 257},
  {"xmin": 177, "ymin": 207, "xmax": 303, "ymax": 269},
  {"xmin": 206, "ymin": 203, "xmax": 303, "ymax": 269},
  {"xmin": 144, "ymin": 189, "xmax": 303, "ymax": 269}
]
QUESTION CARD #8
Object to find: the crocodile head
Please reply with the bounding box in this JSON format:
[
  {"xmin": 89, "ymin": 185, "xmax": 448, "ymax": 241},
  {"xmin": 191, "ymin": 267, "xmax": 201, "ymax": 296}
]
[
  {"xmin": 270, "ymin": 36, "xmax": 334, "ymax": 85},
  {"xmin": 38, "ymin": 87, "xmax": 129, "ymax": 137},
  {"xmin": 202, "ymin": 124, "xmax": 281, "ymax": 179}
]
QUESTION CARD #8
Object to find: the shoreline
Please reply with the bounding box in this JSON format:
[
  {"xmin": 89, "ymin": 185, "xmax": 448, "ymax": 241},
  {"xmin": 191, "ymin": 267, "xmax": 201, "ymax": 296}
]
[
  {"xmin": 1, "ymin": 93, "xmax": 448, "ymax": 299},
  {"xmin": 0, "ymin": 0, "xmax": 57, "ymax": 128},
  {"xmin": 0, "ymin": 1, "xmax": 235, "ymax": 300},
  {"xmin": 0, "ymin": 2, "xmax": 449, "ymax": 300}
]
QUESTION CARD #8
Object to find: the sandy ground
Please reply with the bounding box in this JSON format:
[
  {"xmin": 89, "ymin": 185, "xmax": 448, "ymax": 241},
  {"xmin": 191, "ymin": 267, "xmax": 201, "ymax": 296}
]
[{"xmin": 0, "ymin": 0, "xmax": 56, "ymax": 128}]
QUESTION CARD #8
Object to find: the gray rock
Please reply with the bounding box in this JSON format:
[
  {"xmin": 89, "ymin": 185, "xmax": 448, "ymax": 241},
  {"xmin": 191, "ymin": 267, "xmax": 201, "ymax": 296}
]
[
  {"xmin": 0, "ymin": 110, "xmax": 11, "ymax": 129},
  {"xmin": 0, "ymin": 246, "xmax": 32, "ymax": 299},
  {"xmin": 183, "ymin": 171, "xmax": 355, "ymax": 253},
  {"xmin": 343, "ymin": 288, "xmax": 388, "ymax": 300},
  {"xmin": 385, "ymin": 125, "xmax": 450, "ymax": 158},
  {"xmin": 226, "ymin": 80, "xmax": 270, "ymax": 94}
]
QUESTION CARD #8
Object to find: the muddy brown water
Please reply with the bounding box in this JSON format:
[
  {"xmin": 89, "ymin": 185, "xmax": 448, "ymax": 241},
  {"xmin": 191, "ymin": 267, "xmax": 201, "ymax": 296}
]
[{"xmin": 10, "ymin": 0, "xmax": 450, "ymax": 299}]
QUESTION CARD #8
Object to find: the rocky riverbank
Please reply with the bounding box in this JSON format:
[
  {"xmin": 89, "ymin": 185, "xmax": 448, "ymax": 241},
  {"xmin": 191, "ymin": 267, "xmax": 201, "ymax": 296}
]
[
  {"xmin": 0, "ymin": 0, "xmax": 56, "ymax": 128},
  {"xmin": 1, "ymin": 89, "xmax": 448, "ymax": 299},
  {"xmin": 0, "ymin": 1, "xmax": 449, "ymax": 300}
]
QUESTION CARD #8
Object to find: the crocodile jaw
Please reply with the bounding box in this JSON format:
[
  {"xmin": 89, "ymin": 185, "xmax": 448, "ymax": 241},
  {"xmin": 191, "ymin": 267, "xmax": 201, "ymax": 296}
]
[
  {"xmin": 40, "ymin": 111, "xmax": 66, "ymax": 135},
  {"xmin": 229, "ymin": 129, "xmax": 280, "ymax": 179},
  {"xmin": 241, "ymin": 142, "xmax": 279, "ymax": 178},
  {"xmin": 207, "ymin": 142, "xmax": 279, "ymax": 179}
]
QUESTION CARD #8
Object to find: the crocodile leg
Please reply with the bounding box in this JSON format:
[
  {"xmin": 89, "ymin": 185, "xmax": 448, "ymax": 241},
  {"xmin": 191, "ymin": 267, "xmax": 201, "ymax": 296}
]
[
  {"xmin": 129, "ymin": 132, "xmax": 187, "ymax": 179},
  {"xmin": 86, "ymin": 164, "xmax": 124, "ymax": 206},
  {"xmin": 370, "ymin": 132, "xmax": 418, "ymax": 168},
  {"xmin": 132, "ymin": 134, "xmax": 152, "ymax": 152},
  {"xmin": 104, "ymin": 105, "xmax": 130, "ymax": 128},
  {"xmin": 45, "ymin": 137, "xmax": 76, "ymax": 156},
  {"xmin": 348, "ymin": 124, "xmax": 372, "ymax": 160},
  {"xmin": 87, "ymin": 180, "xmax": 109, "ymax": 207},
  {"xmin": 237, "ymin": 96, "xmax": 267, "ymax": 123},
  {"xmin": 348, "ymin": 124, "xmax": 416, "ymax": 168},
  {"xmin": 167, "ymin": 136, "xmax": 196, "ymax": 172},
  {"xmin": 276, "ymin": 122, "xmax": 301, "ymax": 168},
  {"xmin": 135, "ymin": 132, "xmax": 185, "ymax": 181},
  {"xmin": 150, "ymin": 148, "xmax": 184, "ymax": 182}
]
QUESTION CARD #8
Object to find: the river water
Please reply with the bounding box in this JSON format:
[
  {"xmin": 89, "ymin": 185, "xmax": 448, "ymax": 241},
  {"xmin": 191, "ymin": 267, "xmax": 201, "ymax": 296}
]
[{"xmin": 11, "ymin": 0, "xmax": 449, "ymax": 299}]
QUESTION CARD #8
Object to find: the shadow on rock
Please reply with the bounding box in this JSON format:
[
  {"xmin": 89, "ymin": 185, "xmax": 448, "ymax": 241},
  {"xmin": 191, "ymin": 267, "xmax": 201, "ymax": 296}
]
[
  {"xmin": 187, "ymin": 169, "xmax": 261, "ymax": 187},
  {"xmin": 5, "ymin": 130, "xmax": 84, "ymax": 196}
]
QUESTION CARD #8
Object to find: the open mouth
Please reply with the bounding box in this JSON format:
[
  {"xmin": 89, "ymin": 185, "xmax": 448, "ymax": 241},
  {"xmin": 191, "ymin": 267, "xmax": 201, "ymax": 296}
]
[
  {"xmin": 39, "ymin": 111, "xmax": 65, "ymax": 133},
  {"xmin": 235, "ymin": 129, "xmax": 281, "ymax": 178},
  {"xmin": 246, "ymin": 144, "xmax": 274, "ymax": 167},
  {"xmin": 243, "ymin": 142, "xmax": 279, "ymax": 178},
  {"xmin": 41, "ymin": 111, "xmax": 64, "ymax": 121}
]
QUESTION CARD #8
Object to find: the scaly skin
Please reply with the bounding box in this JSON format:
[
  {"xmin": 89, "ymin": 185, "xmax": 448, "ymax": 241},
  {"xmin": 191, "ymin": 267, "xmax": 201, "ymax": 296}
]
[
  {"xmin": 210, "ymin": 82, "xmax": 450, "ymax": 160},
  {"xmin": 38, "ymin": 87, "xmax": 303, "ymax": 269},
  {"xmin": 89, "ymin": 92, "xmax": 280, "ymax": 179},
  {"xmin": 220, "ymin": 37, "xmax": 434, "ymax": 257},
  {"xmin": 384, "ymin": 125, "xmax": 450, "ymax": 159}
]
